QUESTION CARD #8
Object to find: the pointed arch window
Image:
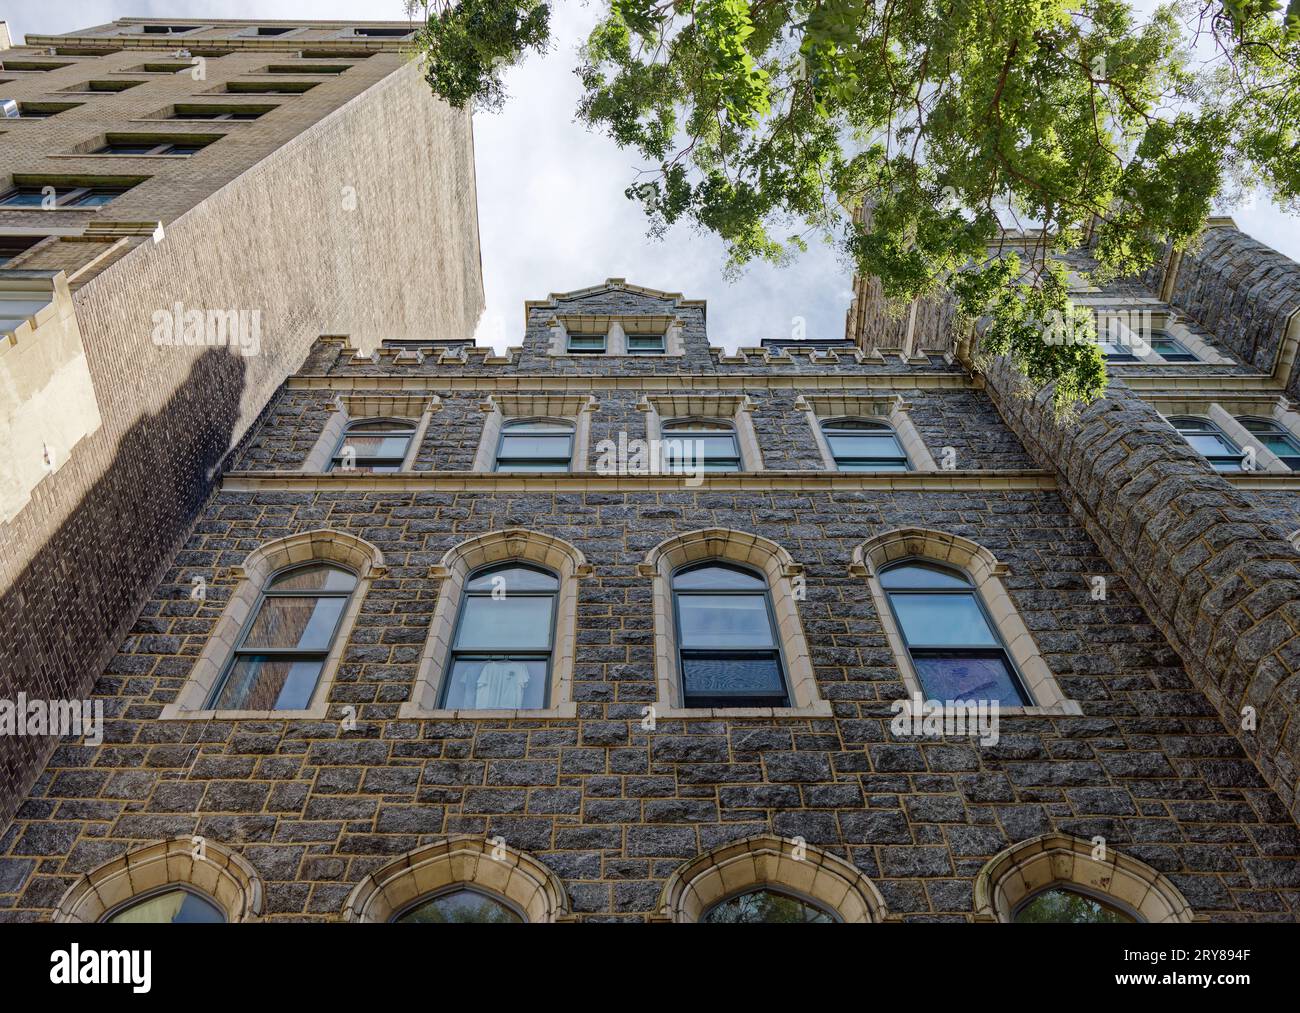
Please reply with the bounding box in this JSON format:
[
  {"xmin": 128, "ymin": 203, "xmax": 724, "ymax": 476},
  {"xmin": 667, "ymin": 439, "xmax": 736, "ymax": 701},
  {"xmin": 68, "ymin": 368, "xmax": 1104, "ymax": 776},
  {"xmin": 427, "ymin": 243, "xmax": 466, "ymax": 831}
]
[
  {"xmin": 393, "ymin": 887, "xmax": 524, "ymax": 923},
  {"xmin": 880, "ymin": 559, "xmax": 1029, "ymax": 706},
  {"xmin": 207, "ymin": 562, "xmax": 357, "ymax": 711},
  {"xmin": 439, "ymin": 562, "xmax": 558, "ymax": 710},
  {"xmin": 672, "ymin": 561, "xmax": 789, "ymax": 708},
  {"xmin": 104, "ymin": 886, "xmax": 226, "ymax": 923},
  {"xmin": 702, "ymin": 889, "xmax": 838, "ymax": 923},
  {"xmin": 1013, "ymin": 887, "xmax": 1136, "ymax": 923},
  {"xmin": 661, "ymin": 418, "xmax": 741, "ymax": 472},
  {"xmin": 495, "ymin": 418, "xmax": 575, "ymax": 472},
  {"xmin": 329, "ymin": 417, "xmax": 416, "ymax": 473},
  {"xmin": 822, "ymin": 418, "xmax": 910, "ymax": 471},
  {"xmin": 1169, "ymin": 416, "xmax": 1244, "ymax": 471}
]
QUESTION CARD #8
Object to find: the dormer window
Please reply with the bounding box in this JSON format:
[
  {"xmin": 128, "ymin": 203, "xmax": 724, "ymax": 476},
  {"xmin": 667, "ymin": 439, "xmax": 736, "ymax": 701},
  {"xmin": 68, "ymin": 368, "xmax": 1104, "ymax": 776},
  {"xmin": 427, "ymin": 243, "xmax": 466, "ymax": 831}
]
[{"xmin": 566, "ymin": 333, "xmax": 606, "ymax": 354}]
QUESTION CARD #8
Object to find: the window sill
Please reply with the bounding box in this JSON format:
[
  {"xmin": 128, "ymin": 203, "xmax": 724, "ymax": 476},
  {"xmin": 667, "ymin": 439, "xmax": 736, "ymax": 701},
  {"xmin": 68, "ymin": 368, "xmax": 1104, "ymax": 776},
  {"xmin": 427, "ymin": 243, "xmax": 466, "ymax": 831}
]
[
  {"xmin": 47, "ymin": 153, "xmax": 195, "ymax": 160},
  {"xmin": 398, "ymin": 701, "xmax": 579, "ymax": 720},
  {"xmin": 0, "ymin": 205, "xmax": 107, "ymax": 213},
  {"xmin": 892, "ymin": 699, "xmax": 1082, "ymax": 718},
  {"xmin": 654, "ymin": 700, "xmax": 834, "ymax": 720},
  {"xmin": 159, "ymin": 701, "xmax": 331, "ymax": 721}
]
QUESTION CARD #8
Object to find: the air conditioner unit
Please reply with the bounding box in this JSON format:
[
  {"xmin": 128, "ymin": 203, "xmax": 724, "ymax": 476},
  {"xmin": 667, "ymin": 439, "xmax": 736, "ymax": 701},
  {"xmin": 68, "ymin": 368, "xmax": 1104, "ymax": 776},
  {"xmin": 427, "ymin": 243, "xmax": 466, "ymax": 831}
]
[{"xmin": 1, "ymin": 98, "xmax": 18, "ymax": 119}]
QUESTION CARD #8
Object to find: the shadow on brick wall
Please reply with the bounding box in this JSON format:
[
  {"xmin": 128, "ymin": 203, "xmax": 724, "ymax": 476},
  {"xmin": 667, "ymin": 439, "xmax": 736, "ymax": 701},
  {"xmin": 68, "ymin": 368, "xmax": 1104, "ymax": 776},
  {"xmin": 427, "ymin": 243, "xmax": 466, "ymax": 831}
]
[{"xmin": 0, "ymin": 348, "xmax": 248, "ymax": 830}]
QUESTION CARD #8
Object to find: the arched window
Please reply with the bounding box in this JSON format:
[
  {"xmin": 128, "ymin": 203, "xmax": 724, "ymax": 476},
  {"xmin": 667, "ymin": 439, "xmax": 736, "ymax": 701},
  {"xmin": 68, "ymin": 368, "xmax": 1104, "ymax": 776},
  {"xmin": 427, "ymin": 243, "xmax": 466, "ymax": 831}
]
[
  {"xmin": 1012, "ymin": 887, "xmax": 1136, "ymax": 924},
  {"xmin": 672, "ymin": 561, "xmax": 788, "ymax": 708},
  {"xmin": 104, "ymin": 886, "xmax": 226, "ymax": 924},
  {"xmin": 207, "ymin": 562, "xmax": 358, "ymax": 711},
  {"xmin": 702, "ymin": 889, "xmax": 838, "ymax": 923},
  {"xmin": 328, "ymin": 417, "xmax": 416, "ymax": 472},
  {"xmin": 393, "ymin": 887, "xmax": 524, "ymax": 923},
  {"xmin": 1237, "ymin": 416, "xmax": 1300, "ymax": 470},
  {"xmin": 495, "ymin": 418, "xmax": 575, "ymax": 472},
  {"xmin": 656, "ymin": 834, "xmax": 887, "ymax": 923},
  {"xmin": 439, "ymin": 562, "xmax": 558, "ymax": 710},
  {"xmin": 821, "ymin": 418, "xmax": 910, "ymax": 471},
  {"xmin": 879, "ymin": 558, "xmax": 1029, "ymax": 706},
  {"xmin": 974, "ymin": 833, "xmax": 1195, "ymax": 923},
  {"xmin": 344, "ymin": 836, "xmax": 571, "ymax": 922},
  {"xmin": 1150, "ymin": 330, "xmax": 1197, "ymax": 361},
  {"xmin": 1169, "ymin": 416, "xmax": 1244, "ymax": 471},
  {"xmin": 661, "ymin": 418, "xmax": 741, "ymax": 472}
]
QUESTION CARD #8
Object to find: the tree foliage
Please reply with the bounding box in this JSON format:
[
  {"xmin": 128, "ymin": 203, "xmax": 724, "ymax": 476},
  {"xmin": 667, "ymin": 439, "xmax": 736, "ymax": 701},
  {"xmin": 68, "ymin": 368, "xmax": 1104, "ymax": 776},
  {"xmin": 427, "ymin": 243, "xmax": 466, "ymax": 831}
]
[{"xmin": 410, "ymin": 0, "xmax": 1300, "ymax": 411}]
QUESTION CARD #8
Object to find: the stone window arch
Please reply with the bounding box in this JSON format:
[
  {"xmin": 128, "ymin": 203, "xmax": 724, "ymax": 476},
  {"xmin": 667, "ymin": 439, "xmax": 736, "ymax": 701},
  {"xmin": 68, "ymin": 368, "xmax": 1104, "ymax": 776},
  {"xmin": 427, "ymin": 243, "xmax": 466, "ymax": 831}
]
[
  {"xmin": 343, "ymin": 836, "xmax": 571, "ymax": 923},
  {"xmin": 852, "ymin": 527, "xmax": 1077, "ymax": 714},
  {"xmin": 53, "ymin": 837, "xmax": 264, "ymax": 923},
  {"xmin": 161, "ymin": 530, "xmax": 385, "ymax": 720},
  {"xmin": 655, "ymin": 834, "xmax": 888, "ymax": 923},
  {"xmin": 973, "ymin": 833, "xmax": 1196, "ymax": 923},
  {"xmin": 401, "ymin": 529, "xmax": 590, "ymax": 718},
  {"xmin": 637, "ymin": 528, "xmax": 830, "ymax": 717}
]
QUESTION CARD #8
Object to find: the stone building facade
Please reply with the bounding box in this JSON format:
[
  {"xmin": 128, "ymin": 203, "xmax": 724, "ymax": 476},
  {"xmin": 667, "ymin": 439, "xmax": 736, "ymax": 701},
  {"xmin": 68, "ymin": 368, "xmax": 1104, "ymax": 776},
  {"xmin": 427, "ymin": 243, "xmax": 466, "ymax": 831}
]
[
  {"xmin": 0, "ymin": 18, "xmax": 483, "ymax": 828},
  {"xmin": 4, "ymin": 230, "xmax": 1300, "ymax": 920}
]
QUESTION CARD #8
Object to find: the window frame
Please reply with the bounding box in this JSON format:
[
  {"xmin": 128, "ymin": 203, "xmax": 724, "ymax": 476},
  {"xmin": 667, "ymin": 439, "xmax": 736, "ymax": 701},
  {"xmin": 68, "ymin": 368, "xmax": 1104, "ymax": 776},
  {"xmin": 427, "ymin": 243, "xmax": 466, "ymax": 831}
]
[
  {"xmin": 661, "ymin": 417, "xmax": 743, "ymax": 473},
  {"xmin": 203, "ymin": 561, "xmax": 357, "ymax": 712},
  {"xmin": 494, "ymin": 416, "xmax": 576, "ymax": 472},
  {"xmin": 670, "ymin": 560, "xmax": 791, "ymax": 709},
  {"xmin": 700, "ymin": 885, "xmax": 842, "ymax": 923},
  {"xmin": 626, "ymin": 332, "xmax": 666, "ymax": 355},
  {"xmin": 880, "ymin": 557, "xmax": 1032, "ymax": 706},
  {"xmin": 327, "ymin": 416, "xmax": 416, "ymax": 473},
  {"xmin": 820, "ymin": 416, "xmax": 911, "ymax": 471},
  {"xmin": 390, "ymin": 885, "xmax": 527, "ymax": 924},
  {"xmin": 0, "ymin": 184, "xmax": 128, "ymax": 208},
  {"xmin": 101, "ymin": 883, "xmax": 227, "ymax": 924},
  {"xmin": 1169, "ymin": 415, "xmax": 1246, "ymax": 472},
  {"xmin": 566, "ymin": 332, "xmax": 607, "ymax": 354},
  {"xmin": 1149, "ymin": 330, "xmax": 1198, "ymax": 362},
  {"xmin": 1011, "ymin": 883, "xmax": 1141, "ymax": 924},
  {"xmin": 437, "ymin": 561, "xmax": 560, "ymax": 711},
  {"xmin": 1236, "ymin": 416, "xmax": 1300, "ymax": 471}
]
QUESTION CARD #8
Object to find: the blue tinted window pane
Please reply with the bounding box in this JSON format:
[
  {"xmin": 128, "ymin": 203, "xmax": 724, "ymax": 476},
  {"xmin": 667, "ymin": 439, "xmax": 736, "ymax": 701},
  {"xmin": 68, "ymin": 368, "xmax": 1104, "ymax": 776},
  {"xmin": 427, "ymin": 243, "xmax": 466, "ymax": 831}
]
[
  {"xmin": 827, "ymin": 435, "xmax": 904, "ymax": 458},
  {"xmin": 107, "ymin": 889, "xmax": 225, "ymax": 923},
  {"xmin": 442, "ymin": 657, "xmax": 548, "ymax": 709},
  {"xmin": 503, "ymin": 420, "xmax": 573, "ymax": 433},
  {"xmin": 499, "ymin": 434, "xmax": 571, "ymax": 460},
  {"xmin": 672, "ymin": 564, "xmax": 766, "ymax": 590},
  {"xmin": 70, "ymin": 190, "xmax": 120, "ymax": 207},
  {"xmin": 243, "ymin": 595, "xmax": 345, "ymax": 650},
  {"xmin": 1, "ymin": 190, "xmax": 48, "ymax": 206},
  {"xmin": 889, "ymin": 592, "xmax": 997, "ymax": 646},
  {"xmin": 465, "ymin": 565, "xmax": 558, "ymax": 592},
  {"xmin": 912, "ymin": 652, "xmax": 1025, "ymax": 704},
  {"xmin": 678, "ymin": 593, "xmax": 774, "ymax": 648},
  {"xmin": 836, "ymin": 461, "xmax": 910, "ymax": 472},
  {"xmin": 1183, "ymin": 433, "xmax": 1236, "ymax": 455},
  {"xmin": 213, "ymin": 656, "xmax": 323, "ymax": 710},
  {"xmin": 396, "ymin": 889, "xmax": 523, "ymax": 923},
  {"xmin": 455, "ymin": 595, "xmax": 553, "ymax": 650},
  {"xmin": 879, "ymin": 562, "xmax": 972, "ymax": 590},
  {"xmin": 682, "ymin": 654, "xmax": 784, "ymax": 697},
  {"xmin": 823, "ymin": 419, "xmax": 890, "ymax": 432}
]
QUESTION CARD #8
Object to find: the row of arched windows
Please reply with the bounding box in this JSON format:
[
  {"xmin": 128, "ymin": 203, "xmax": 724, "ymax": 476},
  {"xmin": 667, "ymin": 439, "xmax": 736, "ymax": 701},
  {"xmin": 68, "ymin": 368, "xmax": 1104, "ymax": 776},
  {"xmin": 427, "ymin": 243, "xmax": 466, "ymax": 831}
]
[
  {"xmin": 187, "ymin": 527, "xmax": 1050, "ymax": 716},
  {"xmin": 326, "ymin": 415, "xmax": 912, "ymax": 474},
  {"xmin": 54, "ymin": 832, "xmax": 1195, "ymax": 924}
]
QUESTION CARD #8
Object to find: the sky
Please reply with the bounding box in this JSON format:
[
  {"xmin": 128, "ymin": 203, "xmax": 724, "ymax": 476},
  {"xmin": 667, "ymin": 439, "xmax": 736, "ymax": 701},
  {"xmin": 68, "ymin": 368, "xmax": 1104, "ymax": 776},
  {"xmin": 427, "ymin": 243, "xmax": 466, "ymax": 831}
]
[{"xmin": 4, "ymin": 1, "xmax": 1297, "ymax": 352}]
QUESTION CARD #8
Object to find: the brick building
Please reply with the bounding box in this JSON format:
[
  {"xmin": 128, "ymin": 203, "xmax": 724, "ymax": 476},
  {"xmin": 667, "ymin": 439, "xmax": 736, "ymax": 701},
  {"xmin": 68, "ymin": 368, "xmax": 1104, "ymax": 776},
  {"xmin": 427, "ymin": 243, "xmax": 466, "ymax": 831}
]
[
  {"xmin": 6, "ymin": 199, "xmax": 1300, "ymax": 919},
  {"xmin": 0, "ymin": 18, "xmax": 482, "ymax": 830},
  {"xmin": 3, "ymin": 22, "xmax": 1300, "ymax": 927}
]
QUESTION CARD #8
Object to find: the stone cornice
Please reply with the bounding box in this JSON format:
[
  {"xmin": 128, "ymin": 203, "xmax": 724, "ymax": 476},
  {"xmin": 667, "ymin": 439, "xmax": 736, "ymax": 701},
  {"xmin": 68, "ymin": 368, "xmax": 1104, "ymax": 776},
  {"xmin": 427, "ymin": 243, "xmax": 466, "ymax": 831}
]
[
  {"xmin": 284, "ymin": 372, "xmax": 977, "ymax": 392},
  {"xmin": 220, "ymin": 469, "xmax": 1057, "ymax": 493}
]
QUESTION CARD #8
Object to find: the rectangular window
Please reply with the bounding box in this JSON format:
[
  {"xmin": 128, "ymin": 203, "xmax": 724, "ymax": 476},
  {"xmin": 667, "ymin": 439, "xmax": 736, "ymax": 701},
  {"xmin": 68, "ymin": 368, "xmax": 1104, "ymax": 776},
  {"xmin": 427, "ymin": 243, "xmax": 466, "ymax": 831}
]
[
  {"xmin": 0, "ymin": 235, "xmax": 47, "ymax": 265},
  {"xmin": 93, "ymin": 136, "xmax": 214, "ymax": 156},
  {"xmin": 0, "ymin": 61, "xmax": 73, "ymax": 72},
  {"xmin": 0, "ymin": 184, "xmax": 131, "ymax": 208},
  {"xmin": 171, "ymin": 104, "xmax": 271, "ymax": 120},
  {"xmin": 81, "ymin": 80, "xmax": 144, "ymax": 92},
  {"xmin": 1151, "ymin": 332, "xmax": 1197, "ymax": 362},
  {"xmin": 627, "ymin": 334, "xmax": 665, "ymax": 354},
  {"xmin": 224, "ymin": 81, "xmax": 317, "ymax": 95},
  {"xmin": 352, "ymin": 27, "xmax": 413, "ymax": 37},
  {"xmin": 567, "ymin": 333, "xmax": 606, "ymax": 354},
  {"xmin": 265, "ymin": 64, "xmax": 351, "ymax": 75},
  {"xmin": 11, "ymin": 102, "xmax": 82, "ymax": 118}
]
